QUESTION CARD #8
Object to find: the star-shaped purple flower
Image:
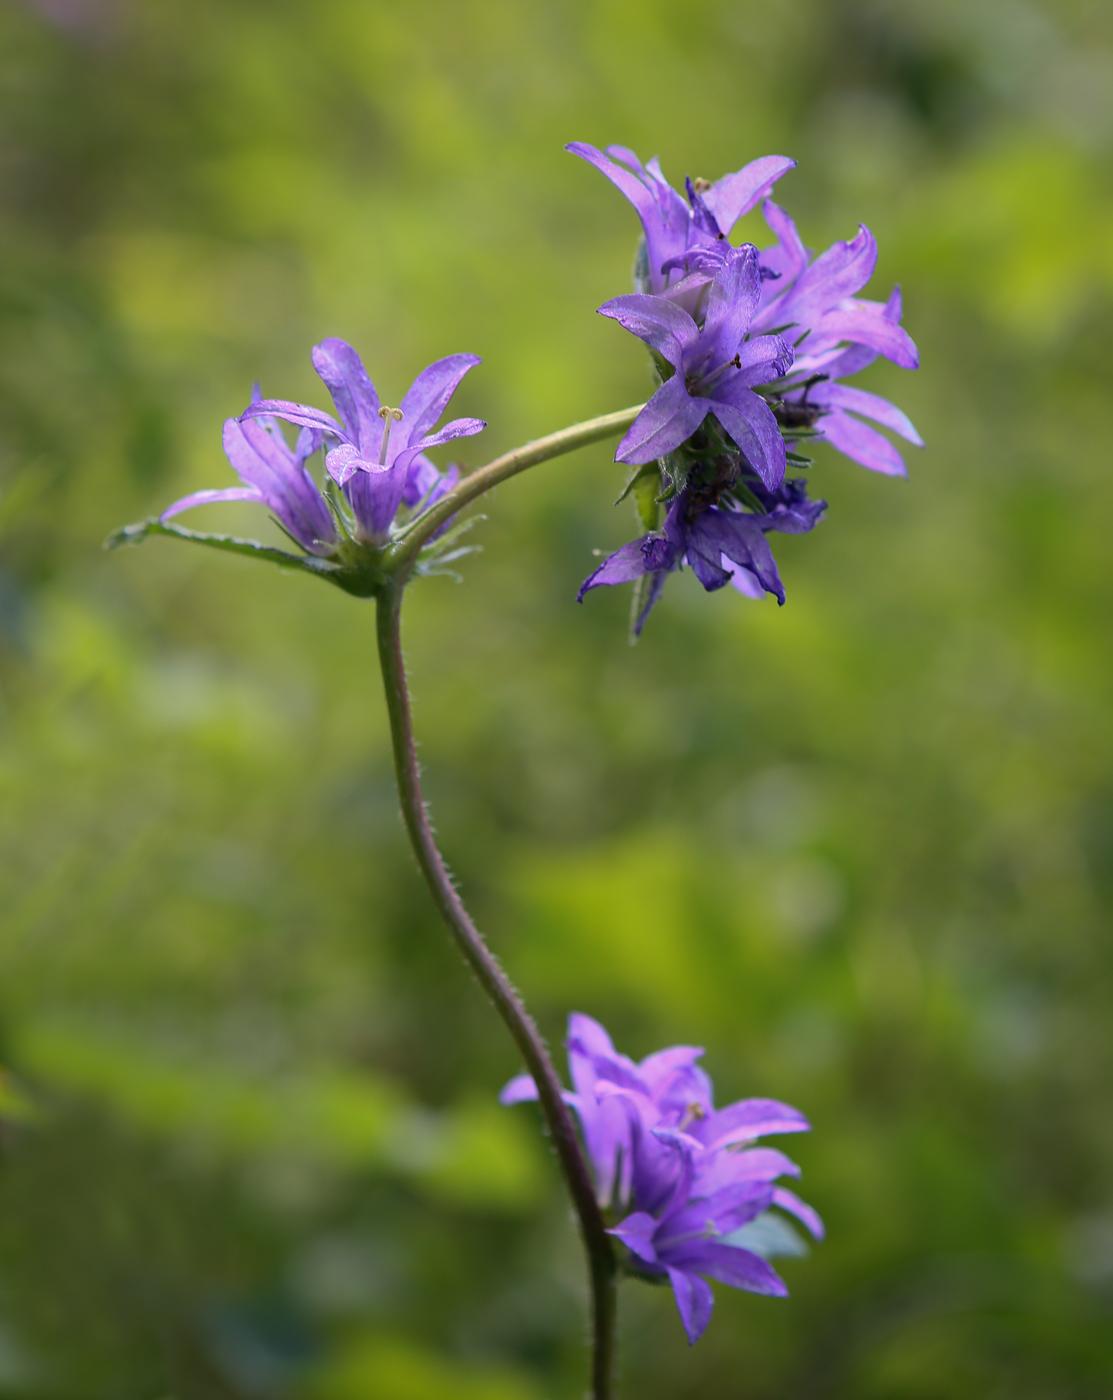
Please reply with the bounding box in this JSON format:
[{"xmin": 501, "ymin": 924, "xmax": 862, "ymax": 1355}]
[
  {"xmin": 160, "ymin": 385, "xmax": 340, "ymax": 556},
  {"xmin": 578, "ymin": 467, "xmax": 826, "ymax": 635},
  {"xmin": 602, "ymin": 243, "xmax": 793, "ymax": 488},
  {"xmin": 567, "ymin": 142, "xmax": 796, "ymax": 294},
  {"xmin": 501, "ymin": 1014, "xmax": 821, "ymax": 1344},
  {"xmin": 242, "ymin": 339, "xmax": 486, "ymax": 545}
]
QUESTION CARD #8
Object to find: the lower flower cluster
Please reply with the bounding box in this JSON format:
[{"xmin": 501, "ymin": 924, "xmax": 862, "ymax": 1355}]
[{"xmin": 502, "ymin": 1014, "xmax": 822, "ymax": 1344}]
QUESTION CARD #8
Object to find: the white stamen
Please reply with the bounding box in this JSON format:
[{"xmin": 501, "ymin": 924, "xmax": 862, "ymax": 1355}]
[{"xmin": 378, "ymin": 405, "xmax": 404, "ymax": 465}]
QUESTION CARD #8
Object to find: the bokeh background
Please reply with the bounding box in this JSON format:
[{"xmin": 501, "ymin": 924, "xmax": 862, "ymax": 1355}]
[{"xmin": 2, "ymin": 0, "xmax": 1112, "ymax": 1396}]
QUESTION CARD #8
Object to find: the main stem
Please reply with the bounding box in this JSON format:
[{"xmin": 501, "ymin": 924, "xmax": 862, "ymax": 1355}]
[{"xmin": 375, "ymin": 580, "xmax": 617, "ymax": 1400}]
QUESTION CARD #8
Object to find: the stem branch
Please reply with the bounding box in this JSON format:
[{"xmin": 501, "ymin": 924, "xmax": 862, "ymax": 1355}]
[
  {"xmin": 385, "ymin": 403, "xmax": 643, "ymax": 571},
  {"xmin": 375, "ymin": 580, "xmax": 617, "ymax": 1399}
]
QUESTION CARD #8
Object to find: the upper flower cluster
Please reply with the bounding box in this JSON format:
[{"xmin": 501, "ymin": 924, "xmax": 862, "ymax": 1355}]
[
  {"xmin": 569, "ymin": 141, "xmax": 922, "ymax": 633},
  {"xmin": 502, "ymin": 1014, "xmax": 822, "ymax": 1345},
  {"xmin": 160, "ymin": 340, "xmax": 485, "ymax": 557}
]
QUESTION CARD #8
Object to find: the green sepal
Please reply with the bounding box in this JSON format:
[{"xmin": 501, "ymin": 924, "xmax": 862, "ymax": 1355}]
[
  {"xmin": 614, "ymin": 463, "xmax": 662, "ymax": 532},
  {"xmin": 628, "ymin": 574, "xmax": 654, "ymax": 647},
  {"xmin": 785, "ymin": 451, "xmax": 813, "ymax": 468},
  {"xmin": 633, "ymin": 469, "xmax": 661, "ymax": 532},
  {"xmin": 412, "ymin": 514, "xmax": 485, "ymax": 576},
  {"xmin": 729, "ymin": 480, "xmax": 768, "ymax": 515},
  {"xmin": 104, "ymin": 518, "xmax": 387, "ymax": 598}
]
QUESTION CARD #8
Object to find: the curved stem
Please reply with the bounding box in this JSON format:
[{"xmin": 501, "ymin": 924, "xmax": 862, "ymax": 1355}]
[
  {"xmin": 375, "ymin": 580, "xmax": 618, "ymax": 1400},
  {"xmin": 384, "ymin": 403, "xmax": 644, "ymax": 572}
]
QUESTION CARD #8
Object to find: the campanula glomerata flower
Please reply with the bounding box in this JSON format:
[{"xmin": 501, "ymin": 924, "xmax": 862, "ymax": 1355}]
[
  {"xmin": 601, "ymin": 243, "xmax": 793, "ymax": 487},
  {"xmin": 501, "ymin": 1014, "xmax": 822, "ymax": 1344},
  {"xmin": 567, "ymin": 142, "xmax": 795, "ymax": 294},
  {"xmin": 242, "ymin": 339, "xmax": 485, "ymax": 545}
]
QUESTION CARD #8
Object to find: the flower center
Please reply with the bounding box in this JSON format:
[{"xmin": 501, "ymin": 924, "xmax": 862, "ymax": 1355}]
[
  {"xmin": 678, "ymin": 1100, "xmax": 707, "ymax": 1131},
  {"xmin": 377, "ymin": 405, "xmax": 404, "ymax": 465},
  {"xmin": 687, "ymin": 353, "xmax": 741, "ymax": 398}
]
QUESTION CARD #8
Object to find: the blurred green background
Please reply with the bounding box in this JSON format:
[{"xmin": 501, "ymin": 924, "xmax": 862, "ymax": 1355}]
[{"xmin": 2, "ymin": 0, "xmax": 1112, "ymax": 1396}]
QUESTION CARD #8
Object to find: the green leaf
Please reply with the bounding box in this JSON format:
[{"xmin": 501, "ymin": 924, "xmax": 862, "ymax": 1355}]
[{"xmin": 104, "ymin": 518, "xmax": 386, "ymax": 597}]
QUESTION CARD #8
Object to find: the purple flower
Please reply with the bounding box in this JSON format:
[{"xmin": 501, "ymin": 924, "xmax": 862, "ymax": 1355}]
[
  {"xmin": 578, "ymin": 469, "xmax": 826, "ymax": 634},
  {"xmin": 242, "ymin": 339, "xmax": 485, "ymax": 545},
  {"xmin": 602, "ymin": 243, "xmax": 793, "ymax": 488},
  {"xmin": 160, "ymin": 386, "xmax": 340, "ymax": 556},
  {"xmin": 567, "ymin": 143, "xmax": 795, "ymax": 295},
  {"xmin": 501, "ymin": 1014, "xmax": 821, "ymax": 1344},
  {"xmin": 751, "ymin": 203, "xmax": 923, "ymax": 476}
]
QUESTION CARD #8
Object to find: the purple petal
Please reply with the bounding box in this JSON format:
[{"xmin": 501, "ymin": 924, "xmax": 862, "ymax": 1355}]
[
  {"xmin": 808, "ymin": 303, "xmax": 920, "ymax": 369},
  {"xmin": 778, "ymin": 225, "xmax": 878, "ymax": 326},
  {"xmin": 401, "ymin": 452, "xmax": 443, "ymax": 509},
  {"xmin": 311, "ymin": 338, "xmax": 381, "ymax": 452},
  {"xmin": 687, "ymin": 537, "xmax": 734, "ymax": 591},
  {"xmin": 567, "ymin": 142, "xmax": 688, "ymax": 293},
  {"xmin": 732, "ymin": 334, "xmax": 794, "ymax": 388},
  {"xmin": 632, "ymin": 569, "xmax": 669, "ymax": 635},
  {"xmin": 241, "ymin": 399, "xmax": 344, "ymax": 439},
  {"xmin": 225, "ymin": 417, "xmax": 338, "ymax": 554},
  {"xmin": 499, "ymin": 1074, "xmax": 539, "ymax": 1106},
  {"xmin": 703, "ymin": 156, "xmax": 796, "ymax": 233},
  {"xmin": 809, "ymin": 382, "xmax": 922, "ymax": 444},
  {"xmin": 598, "ymin": 293, "xmax": 698, "ymax": 367},
  {"xmin": 665, "ymin": 1268, "xmax": 715, "ymax": 1345},
  {"xmin": 343, "ymin": 469, "xmax": 404, "ymax": 541},
  {"xmin": 671, "ymin": 1241, "xmax": 788, "ymax": 1297},
  {"xmin": 819, "ymin": 408, "xmax": 909, "ymax": 476},
  {"xmin": 707, "ymin": 390, "xmax": 786, "ymax": 490},
  {"xmin": 702, "ymin": 244, "xmax": 761, "ymax": 355},
  {"xmin": 691, "ymin": 509, "xmax": 784, "ymax": 602},
  {"xmin": 160, "ymin": 486, "xmax": 262, "ymax": 521},
  {"xmin": 608, "ymin": 1212, "xmax": 660, "ymax": 1266},
  {"xmin": 773, "ymin": 1187, "xmax": 825, "ymax": 1240},
  {"xmin": 758, "ymin": 199, "xmax": 809, "ymax": 296},
  {"xmin": 391, "ymin": 417, "xmax": 486, "ymax": 480},
  {"xmin": 728, "ymin": 563, "xmax": 766, "ymax": 599},
  {"xmin": 637, "ymin": 1046, "xmax": 705, "ymax": 1094},
  {"xmin": 567, "ymin": 1013, "xmax": 617, "ymax": 1061},
  {"xmin": 398, "ymin": 353, "xmax": 481, "ymax": 444},
  {"xmin": 692, "ymin": 1148, "xmax": 801, "ymax": 1197},
  {"xmin": 664, "ymin": 1180, "xmax": 773, "ymax": 1241},
  {"xmin": 577, "ymin": 538, "xmax": 661, "ymax": 601},
  {"xmin": 325, "ymin": 443, "xmax": 375, "ymax": 487},
  {"xmin": 693, "ymin": 1097, "xmax": 811, "ymax": 1152},
  {"xmin": 615, "ymin": 377, "xmax": 709, "ymax": 466}
]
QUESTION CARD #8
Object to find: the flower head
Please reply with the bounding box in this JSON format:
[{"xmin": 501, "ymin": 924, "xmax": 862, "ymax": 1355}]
[
  {"xmin": 501, "ymin": 1014, "xmax": 821, "ymax": 1344},
  {"xmin": 568, "ymin": 143, "xmax": 796, "ymax": 295},
  {"xmin": 242, "ymin": 339, "xmax": 485, "ymax": 544},
  {"xmin": 160, "ymin": 386, "xmax": 340, "ymax": 556},
  {"xmin": 602, "ymin": 243, "xmax": 793, "ymax": 488}
]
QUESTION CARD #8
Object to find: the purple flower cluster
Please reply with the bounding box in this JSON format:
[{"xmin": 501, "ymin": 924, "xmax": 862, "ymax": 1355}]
[
  {"xmin": 160, "ymin": 340, "xmax": 485, "ymax": 553},
  {"xmin": 502, "ymin": 1014, "xmax": 822, "ymax": 1345},
  {"xmin": 569, "ymin": 142, "xmax": 921, "ymax": 631}
]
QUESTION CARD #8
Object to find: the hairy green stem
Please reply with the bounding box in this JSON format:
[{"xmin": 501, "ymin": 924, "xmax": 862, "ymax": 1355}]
[
  {"xmin": 375, "ymin": 580, "xmax": 617, "ymax": 1400},
  {"xmin": 384, "ymin": 403, "xmax": 644, "ymax": 571}
]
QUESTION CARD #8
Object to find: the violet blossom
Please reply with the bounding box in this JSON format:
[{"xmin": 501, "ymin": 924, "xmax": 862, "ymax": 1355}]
[
  {"xmin": 602, "ymin": 243, "xmax": 793, "ymax": 487},
  {"xmin": 578, "ymin": 466, "xmax": 826, "ymax": 634},
  {"xmin": 242, "ymin": 338, "xmax": 485, "ymax": 545},
  {"xmin": 501, "ymin": 1014, "xmax": 822, "ymax": 1344},
  {"xmin": 567, "ymin": 142, "xmax": 795, "ymax": 295},
  {"xmin": 160, "ymin": 386, "xmax": 340, "ymax": 556}
]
